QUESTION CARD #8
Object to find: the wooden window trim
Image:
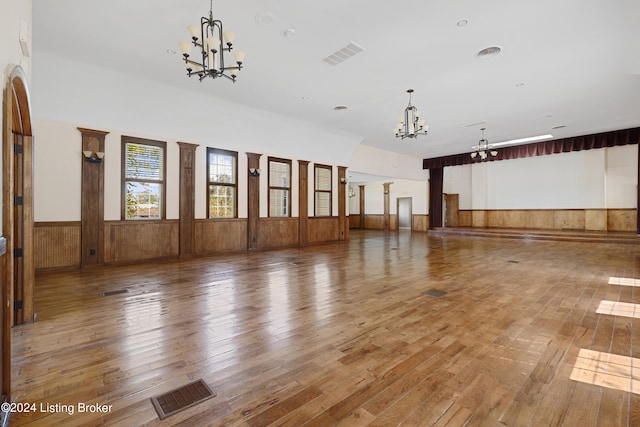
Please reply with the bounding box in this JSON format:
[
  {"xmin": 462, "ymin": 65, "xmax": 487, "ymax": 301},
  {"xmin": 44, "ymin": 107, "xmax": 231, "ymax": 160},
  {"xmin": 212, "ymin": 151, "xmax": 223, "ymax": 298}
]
[
  {"xmin": 121, "ymin": 135, "xmax": 167, "ymax": 220},
  {"xmin": 207, "ymin": 147, "xmax": 238, "ymax": 219},
  {"xmin": 268, "ymin": 157, "xmax": 292, "ymax": 218}
]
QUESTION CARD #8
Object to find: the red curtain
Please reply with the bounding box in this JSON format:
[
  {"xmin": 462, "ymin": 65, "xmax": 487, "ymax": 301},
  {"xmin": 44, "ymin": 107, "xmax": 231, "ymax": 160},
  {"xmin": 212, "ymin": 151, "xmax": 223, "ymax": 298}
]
[
  {"xmin": 423, "ymin": 127, "xmax": 640, "ymax": 170},
  {"xmin": 428, "ymin": 168, "xmax": 443, "ymax": 229}
]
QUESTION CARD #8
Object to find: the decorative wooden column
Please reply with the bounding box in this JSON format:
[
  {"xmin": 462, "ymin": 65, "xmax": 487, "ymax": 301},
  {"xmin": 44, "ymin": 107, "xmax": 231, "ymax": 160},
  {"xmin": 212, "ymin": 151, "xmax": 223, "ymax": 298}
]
[
  {"xmin": 247, "ymin": 153, "xmax": 262, "ymax": 249},
  {"xmin": 298, "ymin": 160, "xmax": 309, "ymax": 247},
  {"xmin": 383, "ymin": 182, "xmax": 393, "ymax": 231},
  {"xmin": 79, "ymin": 128, "xmax": 109, "ymax": 268},
  {"xmin": 178, "ymin": 142, "xmax": 198, "ymax": 258},
  {"xmin": 338, "ymin": 166, "xmax": 348, "ymax": 241},
  {"xmin": 359, "ymin": 185, "xmax": 365, "ymax": 229}
]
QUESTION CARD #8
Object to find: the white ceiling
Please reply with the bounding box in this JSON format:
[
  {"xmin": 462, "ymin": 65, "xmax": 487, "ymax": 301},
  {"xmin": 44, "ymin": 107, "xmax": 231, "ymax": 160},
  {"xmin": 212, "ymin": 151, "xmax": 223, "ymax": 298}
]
[{"xmin": 33, "ymin": 0, "xmax": 640, "ymax": 161}]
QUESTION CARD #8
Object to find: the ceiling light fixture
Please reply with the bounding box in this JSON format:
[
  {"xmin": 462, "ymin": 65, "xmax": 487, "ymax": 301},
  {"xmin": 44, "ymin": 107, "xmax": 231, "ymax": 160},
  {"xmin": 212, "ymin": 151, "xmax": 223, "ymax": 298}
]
[
  {"xmin": 491, "ymin": 134, "xmax": 553, "ymax": 147},
  {"xmin": 180, "ymin": 0, "xmax": 246, "ymax": 82},
  {"xmin": 470, "ymin": 128, "xmax": 497, "ymax": 160},
  {"xmin": 394, "ymin": 89, "xmax": 429, "ymax": 140}
]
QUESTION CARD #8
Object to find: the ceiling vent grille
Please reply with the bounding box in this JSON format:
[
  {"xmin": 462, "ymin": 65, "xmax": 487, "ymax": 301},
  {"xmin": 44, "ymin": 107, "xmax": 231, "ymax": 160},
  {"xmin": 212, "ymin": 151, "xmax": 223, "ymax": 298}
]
[{"xmin": 322, "ymin": 42, "xmax": 364, "ymax": 66}]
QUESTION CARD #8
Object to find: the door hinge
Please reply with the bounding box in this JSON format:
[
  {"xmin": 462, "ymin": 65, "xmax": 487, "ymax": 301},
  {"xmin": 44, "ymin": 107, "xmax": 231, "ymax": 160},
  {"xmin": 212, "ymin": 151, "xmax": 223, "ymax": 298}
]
[
  {"xmin": 14, "ymin": 300, "xmax": 23, "ymax": 310},
  {"xmin": 14, "ymin": 248, "xmax": 23, "ymax": 258},
  {"xmin": 14, "ymin": 196, "xmax": 23, "ymax": 206},
  {"xmin": 14, "ymin": 143, "xmax": 23, "ymax": 154}
]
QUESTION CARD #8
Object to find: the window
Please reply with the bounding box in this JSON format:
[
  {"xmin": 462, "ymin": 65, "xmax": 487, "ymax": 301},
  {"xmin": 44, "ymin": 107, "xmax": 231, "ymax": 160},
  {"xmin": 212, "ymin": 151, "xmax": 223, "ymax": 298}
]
[
  {"xmin": 269, "ymin": 157, "xmax": 291, "ymax": 217},
  {"xmin": 122, "ymin": 136, "xmax": 166, "ymax": 220},
  {"xmin": 314, "ymin": 164, "xmax": 332, "ymax": 216},
  {"xmin": 207, "ymin": 148, "xmax": 237, "ymax": 218}
]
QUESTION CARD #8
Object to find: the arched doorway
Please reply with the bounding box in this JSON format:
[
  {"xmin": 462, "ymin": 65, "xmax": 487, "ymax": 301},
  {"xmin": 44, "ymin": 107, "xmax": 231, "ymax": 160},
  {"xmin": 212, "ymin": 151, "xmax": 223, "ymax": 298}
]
[{"xmin": 1, "ymin": 65, "xmax": 35, "ymax": 404}]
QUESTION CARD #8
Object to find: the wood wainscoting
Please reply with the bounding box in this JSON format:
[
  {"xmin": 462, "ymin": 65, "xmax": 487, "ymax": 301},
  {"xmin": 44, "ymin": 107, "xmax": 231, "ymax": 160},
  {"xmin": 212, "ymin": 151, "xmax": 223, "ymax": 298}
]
[
  {"xmin": 34, "ymin": 222, "xmax": 81, "ymax": 270},
  {"xmin": 351, "ymin": 214, "xmax": 429, "ymax": 232},
  {"xmin": 258, "ymin": 217, "xmax": 299, "ymax": 249},
  {"xmin": 309, "ymin": 217, "xmax": 339, "ymax": 243},
  {"xmin": 459, "ymin": 208, "xmax": 637, "ymax": 232},
  {"xmin": 348, "ymin": 215, "xmax": 361, "ymax": 229},
  {"xmin": 104, "ymin": 220, "xmax": 179, "ymax": 264},
  {"xmin": 35, "ymin": 216, "xmax": 349, "ymax": 271},
  {"xmin": 194, "ymin": 219, "xmax": 247, "ymax": 254}
]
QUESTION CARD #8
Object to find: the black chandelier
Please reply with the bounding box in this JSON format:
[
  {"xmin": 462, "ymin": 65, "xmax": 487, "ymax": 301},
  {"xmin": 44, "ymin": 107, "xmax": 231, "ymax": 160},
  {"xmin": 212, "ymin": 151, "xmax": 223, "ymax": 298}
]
[
  {"xmin": 470, "ymin": 127, "xmax": 498, "ymax": 160},
  {"xmin": 180, "ymin": 0, "xmax": 246, "ymax": 82},
  {"xmin": 394, "ymin": 89, "xmax": 429, "ymax": 139}
]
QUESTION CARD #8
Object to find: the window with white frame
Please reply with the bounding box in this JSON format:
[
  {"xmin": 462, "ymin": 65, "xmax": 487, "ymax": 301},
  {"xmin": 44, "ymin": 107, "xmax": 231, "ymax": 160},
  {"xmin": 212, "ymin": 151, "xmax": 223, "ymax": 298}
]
[
  {"xmin": 314, "ymin": 164, "xmax": 332, "ymax": 216},
  {"xmin": 207, "ymin": 148, "xmax": 237, "ymax": 218},
  {"xmin": 122, "ymin": 136, "xmax": 166, "ymax": 220},
  {"xmin": 269, "ymin": 157, "xmax": 291, "ymax": 217}
]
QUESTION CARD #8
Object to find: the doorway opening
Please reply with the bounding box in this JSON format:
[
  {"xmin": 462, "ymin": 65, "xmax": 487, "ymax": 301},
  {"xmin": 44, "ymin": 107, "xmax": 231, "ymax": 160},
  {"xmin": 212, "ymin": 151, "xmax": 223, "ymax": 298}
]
[{"xmin": 397, "ymin": 197, "xmax": 412, "ymax": 230}]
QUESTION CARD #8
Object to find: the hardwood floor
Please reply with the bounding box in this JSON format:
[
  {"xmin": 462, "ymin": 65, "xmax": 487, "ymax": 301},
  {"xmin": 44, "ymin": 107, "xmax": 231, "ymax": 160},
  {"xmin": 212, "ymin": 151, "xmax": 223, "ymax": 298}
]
[{"xmin": 9, "ymin": 230, "xmax": 640, "ymax": 426}]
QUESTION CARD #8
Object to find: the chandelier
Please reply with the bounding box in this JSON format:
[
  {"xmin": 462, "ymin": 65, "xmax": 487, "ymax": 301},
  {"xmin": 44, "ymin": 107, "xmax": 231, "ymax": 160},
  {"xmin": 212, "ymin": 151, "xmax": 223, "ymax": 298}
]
[
  {"xmin": 180, "ymin": 0, "xmax": 246, "ymax": 82},
  {"xmin": 470, "ymin": 128, "xmax": 498, "ymax": 160},
  {"xmin": 394, "ymin": 89, "xmax": 429, "ymax": 139}
]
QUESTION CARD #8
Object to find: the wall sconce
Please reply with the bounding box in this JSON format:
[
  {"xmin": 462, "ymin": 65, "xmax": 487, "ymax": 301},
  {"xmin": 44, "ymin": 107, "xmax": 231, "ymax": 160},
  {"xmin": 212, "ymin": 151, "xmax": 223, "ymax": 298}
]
[
  {"xmin": 348, "ymin": 185, "xmax": 355, "ymax": 198},
  {"xmin": 249, "ymin": 168, "xmax": 260, "ymax": 176},
  {"xmin": 83, "ymin": 151, "xmax": 105, "ymax": 163},
  {"xmin": 339, "ymin": 177, "xmax": 347, "ymax": 185}
]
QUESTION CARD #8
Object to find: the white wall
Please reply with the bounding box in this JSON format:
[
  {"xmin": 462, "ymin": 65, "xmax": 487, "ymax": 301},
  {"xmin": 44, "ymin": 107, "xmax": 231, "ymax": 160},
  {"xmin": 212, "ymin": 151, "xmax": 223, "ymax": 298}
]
[
  {"xmin": 606, "ymin": 144, "xmax": 638, "ymax": 208},
  {"xmin": 348, "ymin": 144, "xmax": 428, "ymax": 182},
  {"xmin": 444, "ymin": 164, "xmax": 472, "ymax": 210},
  {"xmin": 443, "ymin": 145, "xmax": 637, "ymax": 210},
  {"xmin": 32, "ymin": 51, "xmax": 362, "ymax": 168},
  {"xmin": 349, "ymin": 179, "xmax": 428, "ymax": 215},
  {"xmin": 1, "ymin": 0, "xmax": 33, "ymax": 234},
  {"xmin": 34, "ymin": 118, "xmax": 347, "ymax": 221}
]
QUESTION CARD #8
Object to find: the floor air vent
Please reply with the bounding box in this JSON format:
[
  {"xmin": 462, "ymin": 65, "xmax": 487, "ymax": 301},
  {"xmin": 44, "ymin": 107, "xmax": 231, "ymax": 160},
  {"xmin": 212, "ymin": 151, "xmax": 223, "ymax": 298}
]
[
  {"xmin": 151, "ymin": 379, "xmax": 216, "ymax": 420},
  {"xmin": 423, "ymin": 289, "xmax": 447, "ymax": 298},
  {"xmin": 99, "ymin": 289, "xmax": 128, "ymax": 297}
]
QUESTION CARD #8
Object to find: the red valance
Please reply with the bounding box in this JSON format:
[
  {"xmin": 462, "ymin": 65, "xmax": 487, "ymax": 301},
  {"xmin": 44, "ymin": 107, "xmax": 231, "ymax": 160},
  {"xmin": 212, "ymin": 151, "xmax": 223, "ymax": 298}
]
[{"xmin": 422, "ymin": 127, "xmax": 640, "ymax": 170}]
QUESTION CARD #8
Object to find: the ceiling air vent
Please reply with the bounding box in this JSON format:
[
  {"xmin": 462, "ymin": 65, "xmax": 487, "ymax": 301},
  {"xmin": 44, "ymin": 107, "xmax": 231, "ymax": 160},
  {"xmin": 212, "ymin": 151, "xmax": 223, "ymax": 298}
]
[{"xmin": 322, "ymin": 42, "xmax": 364, "ymax": 66}]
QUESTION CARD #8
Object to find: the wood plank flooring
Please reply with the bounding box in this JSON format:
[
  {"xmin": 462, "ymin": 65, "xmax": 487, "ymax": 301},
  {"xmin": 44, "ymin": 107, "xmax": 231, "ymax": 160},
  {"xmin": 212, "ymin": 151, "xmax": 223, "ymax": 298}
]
[{"xmin": 9, "ymin": 230, "xmax": 640, "ymax": 426}]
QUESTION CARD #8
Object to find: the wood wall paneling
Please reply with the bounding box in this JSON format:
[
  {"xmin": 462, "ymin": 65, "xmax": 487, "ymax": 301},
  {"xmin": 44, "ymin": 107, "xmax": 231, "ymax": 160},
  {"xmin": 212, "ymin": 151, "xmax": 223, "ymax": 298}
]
[
  {"xmin": 585, "ymin": 209, "xmax": 607, "ymax": 231},
  {"xmin": 608, "ymin": 209, "xmax": 636, "ymax": 232},
  {"xmin": 359, "ymin": 185, "xmax": 365, "ymax": 229},
  {"xmin": 298, "ymin": 160, "xmax": 309, "ymax": 247},
  {"xmin": 308, "ymin": 217, "xmax": 339, "ymax": 243},
  {"xmin": 258, "ymin": 217, "xmax": 299, "ymax": 249},
  {"xmin": 194, "ymin": 219, "xmax": 248, "ymax": 254},
  {"xmin": 247, "ymin": 153, "xmax": 262, "ymax": 250},
  {"xmin": 78, "ymin": 128, "xmax": 108, "ymax": 268},
  {"xmin": 349, "ymin": 215, "xmax": 361, "ymax": 229},
  {"xmin": 458, "ymin": 211, "xmax": 472, "ymax": 227},
  {"xmin": 455, "ymin": 208, "xmax": 636, "ymax": 232},
  {"xmin": 104, "ymin": 221, "xmax": 179, "ymax": 264},
  {"xmin": 383, "ymin": 183, "xmax": 391, "ymax": 231},
  {"xmin": 34, "ymin": 222, "xmax": 81, "ymax": 270},
  {"xmin": 412, "ymin": 215, "xmax": 429, "ymax": 232},
  {"xmin": 444, "ymin": 194, "xmax": 459, "ymax": 227},
  {"xmin": 363, "ymin": 215, "xmax": 385, "ymax": 230},
  {"xmin": 178, "ymin": 142, "xmax": 198, "ymax": 258},
  {"xmin": 338, "ymin": 166, "xmax": 347, "ymax": 240}
]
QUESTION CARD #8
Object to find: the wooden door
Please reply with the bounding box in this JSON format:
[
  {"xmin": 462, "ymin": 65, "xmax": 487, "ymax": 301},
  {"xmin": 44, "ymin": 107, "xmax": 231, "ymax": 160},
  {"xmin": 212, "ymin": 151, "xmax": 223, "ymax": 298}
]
[{"xmin": 13, "ymin": 134, "xmax": 25, "ymax": 324}]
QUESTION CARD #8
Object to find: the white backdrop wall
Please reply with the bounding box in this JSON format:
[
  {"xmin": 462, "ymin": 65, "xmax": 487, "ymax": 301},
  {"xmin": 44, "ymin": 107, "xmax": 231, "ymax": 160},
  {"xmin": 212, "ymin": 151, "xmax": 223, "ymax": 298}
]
[
  {"xmin": 606, "ymin": 144, "xmax": 638, "ymax": 208},
  {"xmin": 349, "ymin": 179, "xmax": 428, "ymax": 215},
  {"xmin": 443, "ymin": 145, "xmax": 637, "ymax": 210}
]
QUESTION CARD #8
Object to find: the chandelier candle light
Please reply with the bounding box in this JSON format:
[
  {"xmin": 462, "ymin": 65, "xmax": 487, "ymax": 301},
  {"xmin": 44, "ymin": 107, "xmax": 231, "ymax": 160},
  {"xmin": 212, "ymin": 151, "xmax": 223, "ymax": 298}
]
[
  {"xmin": 470, "ymin": 127, "xmax": 498, "ymax": 160},
  {"xmin": 394, "ymin": 89, "xmax": 429, "ymax": 139},
  {"xmin": 180, "ymin": 0, "xmax": 246, "ymax": 82}
]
